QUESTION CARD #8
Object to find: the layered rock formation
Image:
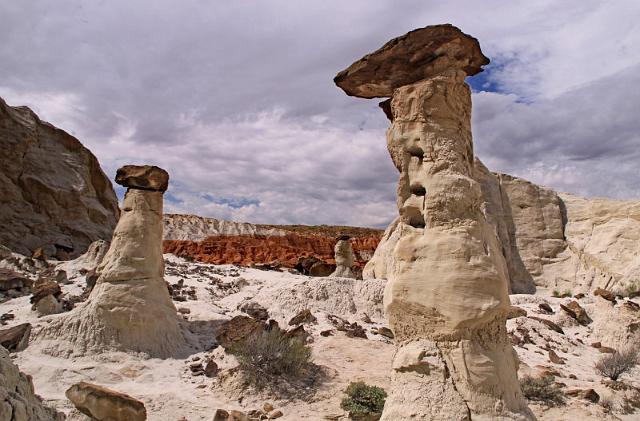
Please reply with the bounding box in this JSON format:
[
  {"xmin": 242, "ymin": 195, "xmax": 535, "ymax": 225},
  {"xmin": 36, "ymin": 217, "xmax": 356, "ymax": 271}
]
[
  {"xmin": 336, "ymin": 24, "xmax": 533, "ymax": 420},
  {"xmin": 0, "ymin": 346, "xmax": 64, "ymax": 420},
  {"xmin": 0, "ymin": 96, "xmax": 119, "ymax": 259},
  {"xmin": 163, "ymin": 214, "xmax": 381, "ymax": 269},
  {"xmin": 38, "ymin": 165, "xmax": 184, "ymax": 358}
]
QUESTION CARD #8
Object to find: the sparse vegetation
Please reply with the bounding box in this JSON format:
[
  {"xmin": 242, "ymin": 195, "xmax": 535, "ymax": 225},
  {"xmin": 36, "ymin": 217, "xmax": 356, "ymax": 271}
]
[
  {"xmin": 599, "ymin": 395, "xmax": 614, "ymax": 413},
  {"xmin": 340, "ymin": 381, "xmax": 387, "ymax": 420},
  {"xmin": 228, "ymin": 328, "xmax": 312, "ymax": 379},
  {"xmin": 595, "ymin": 347, "xmax": 639, "ymax": 381},
  {"xmin": 520, "ymin": 375, "xmax": 565, "ymax": 406},
  {"xmin": 552, "ymin": 289, "xmax": 572, "ymax": 298}
]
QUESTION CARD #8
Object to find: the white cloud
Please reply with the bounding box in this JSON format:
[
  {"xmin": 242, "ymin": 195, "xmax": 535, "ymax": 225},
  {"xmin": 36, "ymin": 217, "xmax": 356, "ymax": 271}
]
[{"xmin": 1, "ymin": 0, "xmax": 639, "ymax": 226}]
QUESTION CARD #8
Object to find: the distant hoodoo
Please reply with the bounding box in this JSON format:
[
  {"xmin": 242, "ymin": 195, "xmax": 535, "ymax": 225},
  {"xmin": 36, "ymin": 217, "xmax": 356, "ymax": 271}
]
[{"xmin": 335, "ymin": 24, "xmax": 534, "ymax": 420}]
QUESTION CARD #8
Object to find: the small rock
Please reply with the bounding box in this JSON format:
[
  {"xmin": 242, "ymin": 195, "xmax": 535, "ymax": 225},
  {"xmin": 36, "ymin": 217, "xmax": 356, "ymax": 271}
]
[
  {"xmin": 591, "ymin": 342, "xmax": 601, "ymax": 348},
  {"xmin": 66, "ymin": 381, "xmax": 147, "ymax": 421},
  {"xmin": 288, "ymin": 309, "xmax": 317, "ymax": 326},
  {"xmin": 375, "ymin": 327, "xmax": 394, "ymax": 339},
  {"xmin": 538, "ymin": 303, "xmax": 553, "ymax": 314},
  {"xmin": 262, "ymin": 403, "xmax": 274, "ymax": 413},
  {"xmin": 598, "ymin": 346, "xmax": 616, "ymax": 354},
  {"xmin": 548, "ymin": 350, "xmax": 565, "ymax": 365},
  {"xmin": 566, "ymin": 388, "xmax": 599, "ymax": 403},
  {"xmin": 573, "ymin": 293, "xmax": 585, "ymax": 299},
  {"xmin": 239, "ymin": 301, "xmax": 269, "ymax": 321},
  {"xmin": 560, "ymin": 301, "xmax": 591, "ymax": 325},
  {"xmin": 204, "ymin": 360, "xmax": 219, "ymax": 377},
  {"xmin": 178, "ymin": 307, "xmax": 191, "ymax": 315},
  {"xmin": 34, "ymin": 294, "xmax": 64, "ymax": 316},
  {"xmin": 361, "ymin": 313, "xmax": 373, "ymax": 324},
  {"xmin": 320, "ymin": 329, "xmax": 334, "ymax": 337},
  {"xmin": 594, "ymin": 288, "xmax": 616, "ymax": 303},
  {"xmin": 569, "ymin": 374, "xmax": 577, "ymax": 380},
  {"xmin": 530, "ymin": 316, "xmax": 564, "ymax": 334},
  {"xmin": 268, "ymin": 410, "xmax": 283, "ymax": 419}
]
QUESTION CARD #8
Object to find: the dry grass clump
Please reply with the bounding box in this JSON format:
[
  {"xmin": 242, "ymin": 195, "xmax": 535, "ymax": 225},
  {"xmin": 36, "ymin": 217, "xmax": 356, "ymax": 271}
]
[
  {"xmin": 595, "ymin": 347, "xmax": 639, "ymax": 381},
  {"xmin": 520, "ymin": 375, "xmax": 565, "ymax": 406},
  {"xmin": 228, "ymin": 328, "xmax": 312, "ymax": 379}
]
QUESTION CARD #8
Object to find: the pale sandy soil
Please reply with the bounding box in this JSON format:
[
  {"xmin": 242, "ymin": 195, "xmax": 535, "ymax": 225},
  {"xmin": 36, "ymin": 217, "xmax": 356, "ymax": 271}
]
[{"xmin": 1, "ymin": 254, "xmax": 638, "ymax": 420}]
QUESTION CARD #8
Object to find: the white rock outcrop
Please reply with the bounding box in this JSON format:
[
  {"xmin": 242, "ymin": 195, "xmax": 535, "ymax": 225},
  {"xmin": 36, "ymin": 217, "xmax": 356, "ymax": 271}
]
[
  {"xmin": 336, "ymin": 24, "xmax": 534, "ymax": 420},
  {"xmin": 37, "ymin": 165, "xmax": 184, "ymax": 358}
]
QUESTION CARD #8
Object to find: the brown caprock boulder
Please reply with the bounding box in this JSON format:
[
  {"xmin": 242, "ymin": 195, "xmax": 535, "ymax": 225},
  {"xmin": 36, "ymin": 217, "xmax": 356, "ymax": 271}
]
[{"xmin": 335, "ymin": 24, "xmax": 534, "ymax": 420}]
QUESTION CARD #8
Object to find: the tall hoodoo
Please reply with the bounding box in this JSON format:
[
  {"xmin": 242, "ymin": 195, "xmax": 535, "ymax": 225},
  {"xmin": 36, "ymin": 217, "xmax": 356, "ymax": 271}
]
[
  {"xmin": 38, "ymin": 165, "xmax": 184, "ymax": 358},
  {"xmin": 335, "ymin": 25, "xmax": 534, "ymax": 420},
  {"xmin": 330, "ymin": 235, "xmax": 357, "ymax": 278}
]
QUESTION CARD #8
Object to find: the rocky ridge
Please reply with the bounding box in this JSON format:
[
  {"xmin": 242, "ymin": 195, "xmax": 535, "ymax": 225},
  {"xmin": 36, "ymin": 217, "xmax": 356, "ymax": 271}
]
[{"xmin": 0, "ymin": 96, "xmax": 119, "ymax": 259}]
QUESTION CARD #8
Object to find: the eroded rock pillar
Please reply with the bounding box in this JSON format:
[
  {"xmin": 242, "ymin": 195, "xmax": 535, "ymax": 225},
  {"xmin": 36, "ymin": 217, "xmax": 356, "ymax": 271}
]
[
  {"xmin": 38, "ymin": 165, "xmax": 184, "ymax": 358},
  {"xmin": 334, "ymin": 24, "xmax": 534, "ymax": 420}
]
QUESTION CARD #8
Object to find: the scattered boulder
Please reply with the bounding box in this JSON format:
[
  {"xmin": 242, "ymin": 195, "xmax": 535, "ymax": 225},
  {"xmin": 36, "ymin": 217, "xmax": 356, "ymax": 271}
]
[
  {"xmin": 212, "ymin": 409, "xmax": 249, "ymax": 421},
  {"xmin": 34, "ymin": 294, "xmax": 64, "ymax": 316},
  {"xmin": 598, "ymin": 346, "xmax": 616, "ymax": 354},
  {"xmin": 538, "ymin": 303, "xmax": 554, "ymax": 314},
  {"xmin": 66, "ymin": 381, "xmax": 147, "ymax": 421},
  {"xmin": 215, "ymin": 315, "xmax": 264, "ymax": 348},
  {"xmin": 238, "ymin": 301, "xmax": 269, "ymax": 321},
  {"xmin": 548, "ymin": 350, "xmax": 565, "ymax": 365},
  {"xmin": 327, "ymin": 314, "xmax": 367, "ymax": 339},
  {"xmin": 560, "ymin": 301, "xmax": 591, "ymax": 325},
  {"xmin": 594, "ymin": 288, "xmax": 616, "ymax": 302},
  {"xmin": 530, "ymin": 316, "xmax": 564, "ymax": 334},
  {"xmin": 0, "ymin": 323, "xmax": 31, "ymax": 352},
  {"xmin": 373, "ymin": 326, "xmax": 394, "ymax": 339},
  {"xmin": 566, "ymin": 388, "xmax": 599, "ymax": 403},
  {"xmin": 288, "ymin": 309, "xmax": 317, "ymax": 326}
]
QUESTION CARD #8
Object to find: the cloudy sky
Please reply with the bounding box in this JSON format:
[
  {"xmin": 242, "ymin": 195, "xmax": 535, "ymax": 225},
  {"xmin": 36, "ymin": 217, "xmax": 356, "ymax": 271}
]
[{"xmin": 1, "ymin": 1, "xmax": 639, "ymax": 227}]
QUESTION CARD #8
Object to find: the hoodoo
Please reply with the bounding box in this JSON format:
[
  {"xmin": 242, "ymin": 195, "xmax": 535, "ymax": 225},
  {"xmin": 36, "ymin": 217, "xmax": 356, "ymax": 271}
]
[
  {"xmin": 335, "ymin": 25, "xmax": 534, "ymax": 420},
  {"xmin": 38, "ymin": 165, "xmax": 184, "ymax": 358}
]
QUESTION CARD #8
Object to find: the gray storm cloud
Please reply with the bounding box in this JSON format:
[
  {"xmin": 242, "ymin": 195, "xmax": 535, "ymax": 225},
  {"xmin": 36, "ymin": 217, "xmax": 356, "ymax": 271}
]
[{"xmin": 1, "ymin": 0, "xmax": 639, "ymax": 226}]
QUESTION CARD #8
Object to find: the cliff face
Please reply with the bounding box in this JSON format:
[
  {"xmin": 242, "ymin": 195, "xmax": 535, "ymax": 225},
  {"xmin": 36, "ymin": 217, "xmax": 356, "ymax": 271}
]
[
  {"xmin": 0, "ymin": 97, "xmax": 119, "ymax": 258},
  {"xmin": 162, "ymin": 214, "xmax": 381, "ymax": 268}
]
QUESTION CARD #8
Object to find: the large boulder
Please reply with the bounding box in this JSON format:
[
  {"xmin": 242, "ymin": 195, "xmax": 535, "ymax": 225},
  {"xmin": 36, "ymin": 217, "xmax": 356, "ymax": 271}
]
[
  {"xmin": 66, "ymin": 381, "xmax": 146, "ymax": 421},
  {"xmin": 0, "ymin": 96, "xmax": 119, "ymax": 259}
]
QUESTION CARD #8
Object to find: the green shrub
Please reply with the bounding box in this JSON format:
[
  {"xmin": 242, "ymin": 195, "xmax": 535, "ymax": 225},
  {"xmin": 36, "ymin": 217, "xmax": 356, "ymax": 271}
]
[
  {"xmin": 341, "ymin": 381, "xmax": 387, "ymax": 420},
  {"xmin": 228, "ymin": 328, "xmax": 312, "ymax": 378},
  {"xmin": 520, "ymin": 375, "xmax": 565, "ymax": 406}
]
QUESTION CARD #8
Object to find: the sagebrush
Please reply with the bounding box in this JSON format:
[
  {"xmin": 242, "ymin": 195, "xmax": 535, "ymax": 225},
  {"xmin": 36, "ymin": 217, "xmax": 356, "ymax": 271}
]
[
  {"xmin": 341, "ymin": 381, "xmax": 387, "ymax": 419},
  {"xmin": 520, "ymin": 375, "xmax": 565, "ymax": 406},
  {"xmin": 228, "ymin": 328, "xmax": 312, "ymax": 378},
  {"xmin": 595, "ymin": 347, "xmax": 638, "ymax": 381}
]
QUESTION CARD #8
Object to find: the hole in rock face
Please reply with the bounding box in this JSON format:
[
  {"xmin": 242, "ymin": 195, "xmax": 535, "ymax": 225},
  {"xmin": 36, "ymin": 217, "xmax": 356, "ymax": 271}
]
[
  {"xmin": 407, "ymin": 146, "xmax": 424, "ymax": 158},
  {"xmin": 410, "ymin": 184, "xmax": 426, "ymax": 196},
  {"xmin": 409, "ymin": 214, "xmax": 426, "ymax": 229}
]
